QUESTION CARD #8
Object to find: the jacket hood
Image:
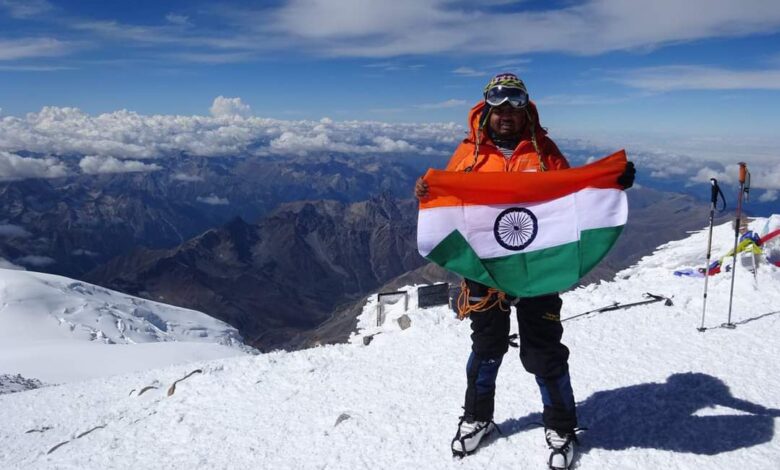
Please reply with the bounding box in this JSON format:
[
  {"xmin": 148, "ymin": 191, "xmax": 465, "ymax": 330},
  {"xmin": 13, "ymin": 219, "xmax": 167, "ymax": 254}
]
[{"xmin": 466, "ymin": 100, "xmax": 546, "ymax": 144}]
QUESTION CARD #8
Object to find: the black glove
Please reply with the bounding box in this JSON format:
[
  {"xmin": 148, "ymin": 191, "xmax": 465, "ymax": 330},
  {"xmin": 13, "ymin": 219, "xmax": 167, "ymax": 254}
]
[{"xmin": 618, "ymin": 161, "xmax": 635, "ymax": 189}]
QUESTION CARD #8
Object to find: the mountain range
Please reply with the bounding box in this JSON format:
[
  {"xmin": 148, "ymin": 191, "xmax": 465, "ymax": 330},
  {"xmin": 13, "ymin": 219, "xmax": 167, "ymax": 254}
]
[
  {"xmin": 0, "ymin": 149, "xmax": 745, "ymax": 352},
  {"xmin": 0, "ymin": 153, "xmax": 425, "ymax": 277}
]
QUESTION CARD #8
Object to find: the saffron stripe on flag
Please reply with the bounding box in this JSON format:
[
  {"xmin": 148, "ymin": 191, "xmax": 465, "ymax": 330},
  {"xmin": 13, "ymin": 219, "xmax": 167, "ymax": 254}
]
[{"xmin": 419, "ymin": 150, "xmax": 626, "ymax": 209}]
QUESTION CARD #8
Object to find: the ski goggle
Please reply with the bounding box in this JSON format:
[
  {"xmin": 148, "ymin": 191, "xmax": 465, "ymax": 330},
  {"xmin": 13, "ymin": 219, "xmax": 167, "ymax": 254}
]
[{"xmin": 485, "ymin": 85, "xmax": 529, "ymax": 108}]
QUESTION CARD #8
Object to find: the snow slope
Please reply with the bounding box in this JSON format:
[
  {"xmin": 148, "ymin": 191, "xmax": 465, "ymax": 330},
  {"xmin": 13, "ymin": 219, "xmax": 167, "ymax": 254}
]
[
  {"xmin": 0, "ymin": 269, "xmax": 251, "ymax": 386},
  {"xmin": 1, "ymin": 220, "xmax": 779, "ymax": 469}
]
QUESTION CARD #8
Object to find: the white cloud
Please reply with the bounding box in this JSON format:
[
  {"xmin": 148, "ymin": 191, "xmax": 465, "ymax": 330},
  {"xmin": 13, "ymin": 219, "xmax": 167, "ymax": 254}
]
[
  {"xmin": 759, "ymin": 190, "xmax": 778, "ymax": 202},
  {"xmin": 40, "ymin": 0, "xmax": 780, "ymax": 66},
  {"xmin": 0, "ymin": 224, "xmax": 31, "ymax": 238},
  {"xmin": 269, "ymin": 131, "xmax": 344, "ymax": 155},
  {"xmin": 691, "ymin": 166, "xmax": 737, "ymax": 186},
  {"xmin": 1, "ymin": 103, "xmax": 778, "ymax": 193},
  {"xmin": 196, "ymin": 195, "xmax": 229, "ymax": 205},
  {"xmin": 165, "ymin": 13, "xmax": 190, "ymax": 25},
  {"xmin": 0, "ymin": 257, "xmax": 25, "ymax": 270},
  {"xmin": 371, "ymin": 136, "xmax": 415, "ymax": 152},
  {"xmin": 452, "ymin": 67, "xmax": 489, "ymax": 77},
  {"xmin": 0, "ymin": 38, "xmax": 73, "ymax": 61},
  {"xmin": 0, "ymin": 0, "xmax": 52, "ymax": 18},
  {"xmin": 169, "ymin": 51, "xmax": 257, "ymax": 64},
  {"xmin": 491, "ymin": 58, "xmax": 532, "ymax": 68},
  {"xmin": 0, "ymin": 64, "xmax": 75, "ymax": 72},
  {"xmin": 16, "ymin": 255, "xmax": 55, "ymax": 267},
  {"xmin": 265, "ymin": 0, "xmax": 780, "ymax": 57},
  {"xmin": 0, "ymin": 104, "xmax": 459, "ymax": 160},
  {"xmin": 210, "ymin": 96, "xmax": 252, "ymax": 118},
  {"xmin": 79, "ymin": 156, "xmax": 162, "ymax": 174},
  {"xmin": 614, "ymin": 65, "xmax": 780, "ymax": 92},
  {"xmin": 72, "ymin": 20, "xmax": 180, "ymax": 45},
  {"xmin": 173, "ymin": 173, "xmax": 205, "ymax": 182},
  {"xmin": 72, "ymin": 249, "xmax": 99, "ymax": 257},
  {"xmin": 536, "ymin": 94, "xmax": 630, "ymax": 106},
  {"xmin": 415, "ymin": 99, "xmax": 467, "ymax": 109},
  {"xmin": 363, "ymin": 62, "xmax": 424, "ymax": 71},
  {"xmin": 555, "ymin": 131, "xmax": 780, "ymax": 194},
  {"xmin": 751, "ymin": 165, "xmax": 780, "ymax": 192},
  {"xmin": 71, "ymin": 19, "xmax": 259, "ymax": 51},
  {"xmin": 0, "ymin": 151, "xmax": 68, "ymax": 181},
  {"xmin": 689, "ymin": 162, "xmax": 780, "ymax": 192}
]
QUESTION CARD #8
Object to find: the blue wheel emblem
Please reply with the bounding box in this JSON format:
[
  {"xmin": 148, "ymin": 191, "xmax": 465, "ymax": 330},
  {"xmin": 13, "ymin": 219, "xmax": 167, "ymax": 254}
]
[{"xmin": 493, "ymin": 207, "xmax": 538, "ymax": 251}]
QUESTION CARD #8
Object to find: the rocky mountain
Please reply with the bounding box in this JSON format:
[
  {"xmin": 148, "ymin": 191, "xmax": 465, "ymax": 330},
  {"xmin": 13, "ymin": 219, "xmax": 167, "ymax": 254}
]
[
  {"xmin": 0, "ymin": 153, "xmax": 424, "ymax": 277},
  {"xmin": 85, "ymin": 195, "xmax": 424, "ymax": 351}
]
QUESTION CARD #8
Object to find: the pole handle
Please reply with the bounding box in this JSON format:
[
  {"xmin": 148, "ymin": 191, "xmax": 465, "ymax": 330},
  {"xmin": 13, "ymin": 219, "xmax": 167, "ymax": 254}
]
[
  {"xmin": 709, "ymin": 178, "xmax": 718, "ymax": 204},
  {"xmin": 738, "ymin": 162, "xmax": 747, "ymax": 184},
  {"xmin": 709, "ymin": 178, "xmax": 727, "ymax": 211}
]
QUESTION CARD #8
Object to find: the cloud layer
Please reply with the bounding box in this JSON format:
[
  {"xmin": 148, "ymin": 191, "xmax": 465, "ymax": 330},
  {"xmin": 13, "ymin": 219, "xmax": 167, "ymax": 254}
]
[
  {"xmin": 0, "ymin": 38, "xmax": 73, "ymax": 61},
  {"xmin": 196, "ymin": 195, "xmax": 229, "ymax": 205},
  {"xmin": 0, "ymin": 151, "xmax": 68, "ymax": 181},
  {"xmin": 0, "ymin": 98, "xmax": 777, "ymax": 196},
  {"xmin": 6, "ymin": 0, "xmax": 779, "ymax": 64},
  {"xmin": 614, "ymin": 66, "xmax": 780, "ymax": 91},
  {"xmin": 556, "ymin": 132, "xmax": 780, "ymax": 195},
  {"xmin": 0, "ymin": 98, "xmax": 460, "ymax": 162},
  {"xmin": 79, "ymin": 156, "xmax": 162, "ymax": 174},
  {"xmin": 266, "ymin": 0, "xmax": 780, "ymax": 57}
]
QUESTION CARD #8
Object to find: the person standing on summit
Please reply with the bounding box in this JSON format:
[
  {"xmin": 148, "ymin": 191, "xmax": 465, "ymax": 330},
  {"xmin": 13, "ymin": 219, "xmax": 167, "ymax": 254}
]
[{"xmin": 415, "ymin": 73, "xmax": 635, "ymax": 470}]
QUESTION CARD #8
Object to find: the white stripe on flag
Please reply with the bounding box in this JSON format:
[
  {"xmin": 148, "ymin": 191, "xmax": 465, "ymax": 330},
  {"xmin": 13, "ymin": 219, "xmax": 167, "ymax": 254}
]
[{"xmin": 418, "ymin": 188, "xmax": 627, "ymax": 258}]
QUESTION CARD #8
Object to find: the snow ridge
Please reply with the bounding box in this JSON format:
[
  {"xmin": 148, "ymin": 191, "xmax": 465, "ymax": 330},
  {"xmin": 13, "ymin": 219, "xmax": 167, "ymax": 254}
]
[{"xmin": 0, "ymin": 268, "xmax": 252, "ymax": 385}]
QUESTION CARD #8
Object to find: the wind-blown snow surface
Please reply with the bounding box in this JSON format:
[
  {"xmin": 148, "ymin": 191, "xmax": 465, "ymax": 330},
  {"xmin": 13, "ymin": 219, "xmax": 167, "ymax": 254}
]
[
  {"xmin": 0, "ymin": 269, "xmax": 249, "ymax": 385},
  {"xmin": 1, "ymin": 220, "xmax": 779, "ymax": 469}
]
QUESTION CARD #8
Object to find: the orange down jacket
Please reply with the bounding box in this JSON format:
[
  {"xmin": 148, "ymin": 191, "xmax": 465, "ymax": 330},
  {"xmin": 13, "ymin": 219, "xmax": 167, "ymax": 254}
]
[{"xmin": 445, "ymin": 101, "xmax": 569, "ymax": 173}]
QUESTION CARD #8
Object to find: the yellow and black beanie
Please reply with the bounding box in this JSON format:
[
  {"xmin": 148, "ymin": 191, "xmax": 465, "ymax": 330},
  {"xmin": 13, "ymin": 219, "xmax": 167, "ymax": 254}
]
[{"xmin": 483, "ymin": 72, "xmax": 528, "ymax": 95}]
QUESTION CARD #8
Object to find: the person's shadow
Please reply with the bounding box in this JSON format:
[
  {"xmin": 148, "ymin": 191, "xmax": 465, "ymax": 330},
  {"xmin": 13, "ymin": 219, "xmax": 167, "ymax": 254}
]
[{"xmin": 498, "ymin": 372, "xmax": 780, "ymax": 455}]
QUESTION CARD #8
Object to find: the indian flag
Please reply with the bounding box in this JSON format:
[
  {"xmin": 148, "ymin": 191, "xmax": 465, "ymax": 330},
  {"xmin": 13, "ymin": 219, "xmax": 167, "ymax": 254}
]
[{"xmin": 417, "ymin": 150, "xmax": 628, "ymax": 297}]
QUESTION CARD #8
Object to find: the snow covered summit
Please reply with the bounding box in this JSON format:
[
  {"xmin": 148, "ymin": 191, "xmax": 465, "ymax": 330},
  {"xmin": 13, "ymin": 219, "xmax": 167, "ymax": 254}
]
[
  {"xmin": 1, "ymin": 219, "xmax": 779, "ymax": 469},
  {"xmin": 0, "ymin": 269, "xmax": 250, "ymax": 386}
]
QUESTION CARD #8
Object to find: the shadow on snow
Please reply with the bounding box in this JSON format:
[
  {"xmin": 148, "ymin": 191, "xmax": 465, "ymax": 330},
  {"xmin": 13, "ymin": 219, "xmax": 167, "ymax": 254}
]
[
  {"xmin": 700, "ymin": 310, "xmax": 780, "ymax": 331},
  {"xmin": 497, "ymin": 372, "xmax": 780, "ymax": 455}
]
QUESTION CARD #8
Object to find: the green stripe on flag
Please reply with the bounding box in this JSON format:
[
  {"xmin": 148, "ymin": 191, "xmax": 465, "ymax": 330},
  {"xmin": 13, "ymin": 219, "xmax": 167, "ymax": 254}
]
[
  {"xmin": 426, "ymin": 225, "xmax": 623, "ymax": 297},
  {"xmin": 580, "ymin": 225, "xmax": 624, "ymax": 275},
  {"xmin": 424, "ymin": 228, "xmax": 499, "ymax": 288}
]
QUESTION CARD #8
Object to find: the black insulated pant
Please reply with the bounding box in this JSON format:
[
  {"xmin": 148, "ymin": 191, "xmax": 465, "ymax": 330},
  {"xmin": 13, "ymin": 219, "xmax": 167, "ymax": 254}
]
[{"xmin": 462, "ymin": 280, "xmax": 577, "ymax": 432}]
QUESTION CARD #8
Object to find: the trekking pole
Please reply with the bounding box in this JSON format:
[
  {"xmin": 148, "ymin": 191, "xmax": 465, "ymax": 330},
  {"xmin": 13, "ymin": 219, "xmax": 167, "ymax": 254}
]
[
  {"xmin": 563, "ymin": 293, "xmax": 672, "ymax": 322},
  {"xmin": 698, "ymin": 178, "xmax": 725, "ymax": 332},
  {"xmin": 724, "ymin": 162, "xmax": 750, "ymax": 329}
]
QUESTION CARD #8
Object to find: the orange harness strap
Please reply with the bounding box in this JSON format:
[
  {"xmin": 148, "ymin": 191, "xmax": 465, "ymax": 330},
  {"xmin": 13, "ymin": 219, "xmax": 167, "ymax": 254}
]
[{"xmin": 456, "ymin": 280, "xmax": 510, "ymax": 320}]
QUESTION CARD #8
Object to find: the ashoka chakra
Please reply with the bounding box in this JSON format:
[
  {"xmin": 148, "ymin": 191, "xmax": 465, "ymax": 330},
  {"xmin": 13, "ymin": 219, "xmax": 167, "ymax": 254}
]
[{"xmin": 493, "ymin": 207, "xmax": 538, "ymax": 251}]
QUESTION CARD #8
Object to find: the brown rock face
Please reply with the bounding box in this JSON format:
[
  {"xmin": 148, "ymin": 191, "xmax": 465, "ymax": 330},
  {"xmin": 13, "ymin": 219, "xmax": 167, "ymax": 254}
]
[{"xmin": 86, "ymin": 195, "xmax": 424, "ymax": 351}]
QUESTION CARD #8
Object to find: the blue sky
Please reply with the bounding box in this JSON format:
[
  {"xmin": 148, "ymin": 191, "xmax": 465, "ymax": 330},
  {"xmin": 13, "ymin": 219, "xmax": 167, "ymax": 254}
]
[
  {"xmin": 0, "ymin": 0, "xmax": 779, "ymax": 205},
  {"xmin": 1, "ymin": 0, "xmax": 779, "ymax": 134}
]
